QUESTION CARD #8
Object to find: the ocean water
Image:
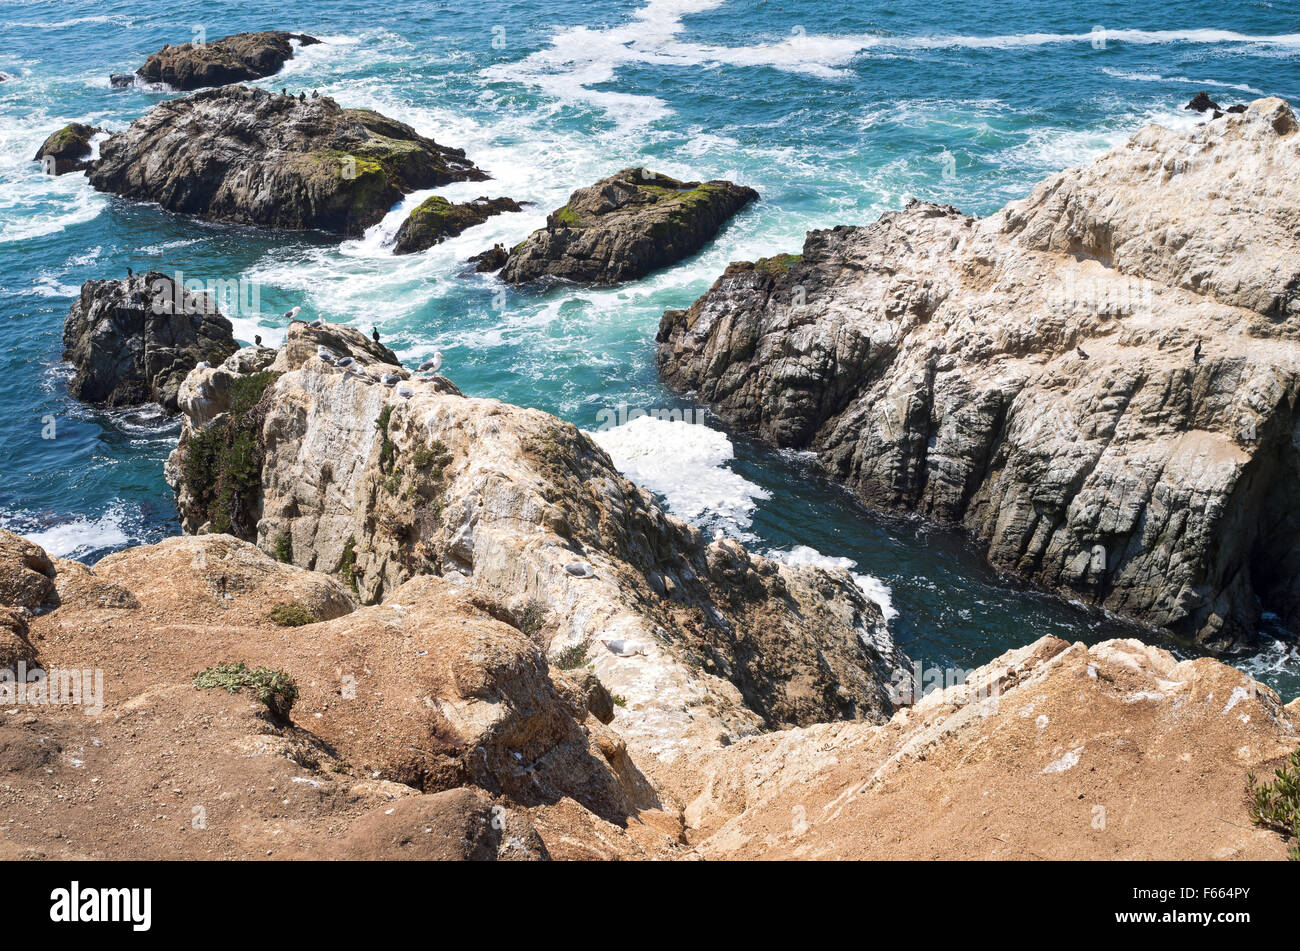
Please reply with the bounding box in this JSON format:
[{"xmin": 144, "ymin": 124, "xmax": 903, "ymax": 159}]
[{"xmin": 2, "ymin": 0, "xmax": 1298, "ymax": 698}]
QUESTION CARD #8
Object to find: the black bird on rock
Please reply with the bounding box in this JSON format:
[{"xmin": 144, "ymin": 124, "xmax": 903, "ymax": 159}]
[
  {"xmin": 1193, "ymin": 340, "xmax": 1202, "ymax": 363},
  {"xmin": 1076, "ymin": 346, "xmax": 1089, "ymax": 360},
  {"xmin": 371, "ymin": 325, "xmax": 381, "ymax": 344}
]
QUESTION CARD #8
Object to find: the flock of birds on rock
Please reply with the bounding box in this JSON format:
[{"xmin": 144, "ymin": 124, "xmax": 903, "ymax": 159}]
[{"xmin": 271, "ymin": 307, "xmax": 448, "ymax": 398}]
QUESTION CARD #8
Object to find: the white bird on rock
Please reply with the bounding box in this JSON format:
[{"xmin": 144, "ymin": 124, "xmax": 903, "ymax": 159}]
[
  {"xmin": 284, "ymin": 306, "xmax": 302, "ymax": 320},
  {"xmin": 380, "ymin": 373, "xmax": 400, "ymax": 386},
  {"xmin": 418, "ymin": 351, "xmax": 444, "ymax": 376}
]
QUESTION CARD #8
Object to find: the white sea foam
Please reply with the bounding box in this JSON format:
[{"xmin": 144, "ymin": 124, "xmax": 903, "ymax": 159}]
[
  {"xmin": 12, "ymin": 505, "xmax": 134, "ymax": 560},
  {"xmin": 767, "ymin": 544, "xmax": 898, "ymax": 623},
  {"xmin": 587, "ymin": 414, "xmax": 769, "ymax": 538},
  {"xmin": 485, "ymin": 2, "xmax": 1300, "ymax": 125},
  {"xmin": 1100, "ymin": 68, "xmax": 1268, "ymax": 96}
]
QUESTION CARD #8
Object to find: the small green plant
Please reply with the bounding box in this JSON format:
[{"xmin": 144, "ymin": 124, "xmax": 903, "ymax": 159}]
[
  {"xmin": 376, "ymin": 404, "xmax": 396, "ymax": 475},
  {"xmin": 267, "ymin": 602, "xmax": 316, "ymax": 627},
  {"xmin": 611, "ymin": 693, "xmax": 627, "ymax": 708},
  {"xmin": 517, "ymin": 600, "xmax": 546, "ymax": 639},
  {"xmin": 340, "ymin": 537, "xmax": 359, "ymax": 595},
  {"xmin": 273, "ymin": 533, "xmax": 293, "ymax": 563},
  {"xmin": 194, "ymin": 662, "xmax": 298, "ymax": 720},
  {"xmin": 179, "ymin": 370, "xmax": 281, "ymax": 538},
  {"xmin": 554, "ymin": 638, "xmax": 592, "ymax": 670},
  {"xmin": 1248, "ymin": 748, "xmax": 1300, "ymax": 860}
]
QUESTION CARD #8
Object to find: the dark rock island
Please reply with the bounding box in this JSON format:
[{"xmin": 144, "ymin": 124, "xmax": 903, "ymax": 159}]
[
  {"xmin": 500, "ymin": 168, "xmax": 757, "ymax": 285},
  {"xmin": 87, "ymin": 86, "xmax": 489, "ymax": 236}
]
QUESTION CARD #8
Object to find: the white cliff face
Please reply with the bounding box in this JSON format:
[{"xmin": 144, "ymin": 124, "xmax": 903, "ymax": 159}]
[
  {"xmin": 658, "ymin": 98, "xmax": 1300, "ymax": 652},
  {"xmin": 168, "ymin": 322, "xmax": 907, "ymax": 796}
]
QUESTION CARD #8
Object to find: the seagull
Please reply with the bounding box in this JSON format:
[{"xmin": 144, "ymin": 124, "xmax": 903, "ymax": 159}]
[
  {"xmin": 601, "ymin": 638, "xmax": 644, "ymax": 657},
  {"xmin": 284, "ymin": 306, "xmax": 302, "ymax": 320},
  {"xmin": 309, "ymin": 318, "xmax": 326, "ymax": 329},
  {"xmin": 1076, "ymin": 346, "xmax": 1089, "ymax": 360},
  {"xmin": 397, "ymin": 387, "xmax": 413, "ymax": 398},
  {"xmin": 418, "ymin": 352, "xmax": 443, "ymax": 375},
  {"xmin": 195, "ymin": 361, "xmax": 210, "ymax": 370},
  {"xmin": 371, "ymin": 325, "xmax": 381, "ymax": 344},
  {"xmin": 380, "ymin": 373, "xmax": 400, "ymax": 386},
  {"xmin": 317, "ymin": 346, "xmax": 336, "ymax": 364},
  {"xmin": 336, "ymin": 356, "xmax": 355, "ymax": 368},
  {"xmin": 564, "ymin": 562, "xmax": 594, "ymax": 578}
]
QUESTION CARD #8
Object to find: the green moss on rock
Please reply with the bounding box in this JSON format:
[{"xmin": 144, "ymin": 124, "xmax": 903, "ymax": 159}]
[{"xmin": 179, "ymin": 370, "xmax": 281, "ymax": 538}]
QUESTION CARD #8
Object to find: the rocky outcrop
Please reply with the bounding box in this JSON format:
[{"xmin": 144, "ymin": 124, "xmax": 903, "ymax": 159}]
[
  {"xmin": 469, "ymin": 244, "xmax": 509, "ymax": 272},
  {"xmin": 129, "ymin": 30, "xmax": 321, "ymax": 90},
  {"xmin": 657, "ymin": 97, "xmax": 1300, "ymax": 653},
  {"xmin": 392, "ymin": 196, "xmax": 524, "ymax": 254},
  {"xmin": 4, "ymin": 528, "xmax": 1294, "ymax": 860},
  {"xmin": 0, "ymin": 533, "xmax": 678, "ymax": 859},
  {"xmin": 165, "ymin": 321, "xmax": 906, "ymax": 799},
  {"xmin": 33, "ymin": 122, "xmax": 100, "ymax": 175},
  {"xmin": 63, "ymin": 272, "xmax": 238, "ymax": 413},
  {"xmin": 500, "ymin": 168, "xmax": 758, "ymax": 285},
  {"xmin": 87, "ymin": 86, "xmax": 488, "ymax": 237},
  {"xmin": 688, "ymin": 635, "xmax": 1299, "ymax": 859}
]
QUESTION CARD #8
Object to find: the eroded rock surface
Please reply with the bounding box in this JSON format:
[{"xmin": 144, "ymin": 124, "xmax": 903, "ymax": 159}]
[
  {"xmin": 166, "ymin": 322, "xmax": 905, "ymax": 798},
  {"xmin": 688, "ymin": 635, "xmax": 1298, "ymax": 859},
  {"xmin": 63, "ymin": 272, "xmax": 238, "ymax": 412},
  {"xmin": 657, "ymin": 98, "xmax": 1300, "ymax": 652},
  {"xmin": 501, "ymin": 168, "xmax": 757, "ymax": 285},
  {"xmin": 88, "ymin": 86, "xmax": 488, "ymax": 236},
  {"xmin": 131, "ymin": 30, "xmax": 321, "ymax": 90},
  {"xmin": 0, "ymin": 534, "xmax": 677, "ymax": 860},
  {"xmin": 392, "ymin": 195, "xmax": 524, "ymax": 255}
]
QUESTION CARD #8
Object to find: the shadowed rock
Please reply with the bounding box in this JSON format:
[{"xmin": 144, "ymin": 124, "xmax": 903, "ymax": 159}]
[
  {"xmin": 63, "ymin": 272, "xmax": 239, "ymax": 413},
  {"xmin": 128, "ymin": 30, "xmax": 321, "ymax": 91},
  {"xmin": 87, "ymin": 86, "xmax": 488, "ymax": 237},
  {"xmin": 33, "ymin": 122, "xmax": 101, "ymax": 175},
  {"xmin": 500, "ymin": 168, "xmax": 757, "ymax": 285},
  {"xmin": 392, "ymin": 195, "xmax": 524, "ymax": 255}
]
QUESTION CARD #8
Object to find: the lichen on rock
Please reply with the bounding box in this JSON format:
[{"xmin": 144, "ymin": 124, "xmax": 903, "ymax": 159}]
[
  {"xmin": 500, "ymin": 167, "xmax": 758, "ymax": 285},
  {"xmin": 87, "ymin": 86, "xmax": 489, "ymax": 236}
]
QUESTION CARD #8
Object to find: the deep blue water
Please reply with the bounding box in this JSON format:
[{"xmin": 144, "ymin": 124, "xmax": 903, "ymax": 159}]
[{"xmin": 2, "ymin": 0, "xmax": 1297, "ymax": 697}]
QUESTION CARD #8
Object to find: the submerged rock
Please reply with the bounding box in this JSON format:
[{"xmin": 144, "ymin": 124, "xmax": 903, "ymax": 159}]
[
  {"xmin": 87, "ymin": 86, "xmax": 488, "ymax": 236},
  {"xmin": 392, "ymin": 195, "xmax": 524, "ymax": 255},
  {"xmin": 63, "ymin": 272, "xmax": 239, "ymax": 413},
  {"xmin": 500, "ymin": 168, "xmax": 758, "ymax": 285},
  {"xmin": 129, "ymin": 30, "xmax": 321, "ymax": 91},
  {"xmin": 166, "ymin": 321, "xmax": 906, "ymax": 798},
  {"xmin": 657, "ymin": 97, "xmax": 1300, "ymax": 653},
  {"xmin": 1186, "ymin": 91, "xmax": 1221, "ymax": 113},
  {"xmin": 33, "ymin": 122, "xmax": 101, "ymax": 175}
]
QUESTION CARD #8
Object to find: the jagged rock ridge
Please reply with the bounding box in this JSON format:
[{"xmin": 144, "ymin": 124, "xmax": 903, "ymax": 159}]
[{"xmin": 657, "ymin": 98, "xmax": 1300, "ymax": 652}]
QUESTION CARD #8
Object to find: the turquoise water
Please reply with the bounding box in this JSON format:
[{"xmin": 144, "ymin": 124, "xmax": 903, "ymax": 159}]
[{"xmin": 2, "ymin": 0, "xmax": 1298, "ymax": 697}]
